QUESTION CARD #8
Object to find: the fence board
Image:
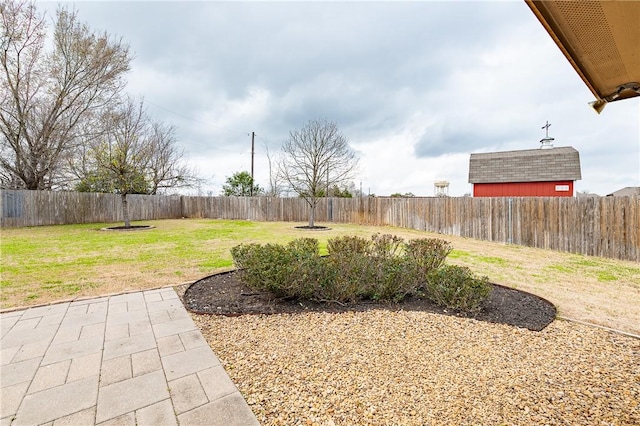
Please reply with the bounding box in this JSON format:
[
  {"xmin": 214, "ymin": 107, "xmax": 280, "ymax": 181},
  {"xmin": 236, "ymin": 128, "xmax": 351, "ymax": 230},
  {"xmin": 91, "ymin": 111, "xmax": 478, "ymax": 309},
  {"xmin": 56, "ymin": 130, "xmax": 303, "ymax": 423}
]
[{"xmin": 1, "ymin": 190, "xmax": 638, "ymax": 262}]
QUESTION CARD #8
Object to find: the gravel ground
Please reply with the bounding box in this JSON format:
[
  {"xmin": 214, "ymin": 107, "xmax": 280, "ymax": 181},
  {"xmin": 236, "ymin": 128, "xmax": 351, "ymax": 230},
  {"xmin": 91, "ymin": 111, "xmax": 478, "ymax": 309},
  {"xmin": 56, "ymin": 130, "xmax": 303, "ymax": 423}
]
[{"xmin": 193, "ymin": 311, "xmax": 640, "ymax": 426}]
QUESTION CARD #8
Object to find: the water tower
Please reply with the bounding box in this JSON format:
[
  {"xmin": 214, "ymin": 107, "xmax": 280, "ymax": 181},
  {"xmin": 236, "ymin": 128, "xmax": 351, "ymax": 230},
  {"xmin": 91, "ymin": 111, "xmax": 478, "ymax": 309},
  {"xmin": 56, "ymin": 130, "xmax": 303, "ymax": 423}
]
[{"xmin": 434, "ymin": 180, "xmax": 449, "ymax": 197}]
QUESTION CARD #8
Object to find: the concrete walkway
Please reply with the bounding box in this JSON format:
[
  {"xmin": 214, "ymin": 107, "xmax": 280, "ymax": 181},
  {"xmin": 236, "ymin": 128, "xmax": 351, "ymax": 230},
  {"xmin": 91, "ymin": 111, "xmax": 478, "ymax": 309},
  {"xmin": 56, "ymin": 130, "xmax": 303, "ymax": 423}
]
[{"xmin": 0, "ymin": 288, "xmax": 259, "ymax": 426}]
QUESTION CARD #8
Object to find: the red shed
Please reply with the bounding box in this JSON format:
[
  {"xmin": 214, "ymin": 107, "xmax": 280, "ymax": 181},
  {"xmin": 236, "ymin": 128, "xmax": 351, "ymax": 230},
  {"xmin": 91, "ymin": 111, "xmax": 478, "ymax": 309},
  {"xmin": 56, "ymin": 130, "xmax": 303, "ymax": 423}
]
[{"xmin": 468, "ymin": 146, "xmax": 581, "ymax": 197}]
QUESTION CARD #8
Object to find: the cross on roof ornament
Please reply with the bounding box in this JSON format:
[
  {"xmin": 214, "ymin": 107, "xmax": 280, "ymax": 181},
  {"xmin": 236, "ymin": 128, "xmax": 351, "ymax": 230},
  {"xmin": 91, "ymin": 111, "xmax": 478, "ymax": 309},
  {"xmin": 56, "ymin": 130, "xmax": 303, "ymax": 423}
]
[{"xmin": 539, "ymin": 120, "xmax": 555, "ymax": 149}]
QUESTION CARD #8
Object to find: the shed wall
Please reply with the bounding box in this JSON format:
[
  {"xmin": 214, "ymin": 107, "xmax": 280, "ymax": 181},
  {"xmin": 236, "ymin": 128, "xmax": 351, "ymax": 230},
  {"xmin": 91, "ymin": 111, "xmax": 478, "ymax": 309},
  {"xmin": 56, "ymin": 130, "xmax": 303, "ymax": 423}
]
[{"xmin": 473, "ymin": 181, "xmax": 574, "ymax": 197}]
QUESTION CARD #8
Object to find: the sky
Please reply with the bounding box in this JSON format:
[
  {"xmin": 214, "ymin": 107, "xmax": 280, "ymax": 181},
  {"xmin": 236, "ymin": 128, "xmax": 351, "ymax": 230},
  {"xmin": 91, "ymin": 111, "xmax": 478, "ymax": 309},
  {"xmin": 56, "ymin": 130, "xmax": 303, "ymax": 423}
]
[{"xmin": 43, "ymin": 0, "xmax": 639, "ymax": 197}]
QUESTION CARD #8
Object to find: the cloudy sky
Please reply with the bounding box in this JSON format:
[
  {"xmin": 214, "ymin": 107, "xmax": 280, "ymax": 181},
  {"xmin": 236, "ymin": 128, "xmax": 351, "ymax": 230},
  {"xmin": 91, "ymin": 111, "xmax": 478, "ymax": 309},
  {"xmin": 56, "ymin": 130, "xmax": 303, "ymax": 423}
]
[{"xmin": 45, "ymin": 1, "xmax": 639, "ymax": 196}]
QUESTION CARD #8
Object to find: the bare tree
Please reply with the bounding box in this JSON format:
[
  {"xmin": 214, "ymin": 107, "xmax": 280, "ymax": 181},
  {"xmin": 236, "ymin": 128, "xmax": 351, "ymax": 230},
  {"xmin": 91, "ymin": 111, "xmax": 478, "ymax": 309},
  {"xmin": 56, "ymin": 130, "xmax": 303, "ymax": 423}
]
[
  {"xmin": 90, "ymin": 98, "xmax": 151, "ymax": 227},
  {"xmin": 72, "ymin": 97, "xmax": 198, "ymax": 227},
  {"xmin": 280, "ymin": 119, "xmax": 358, "ymax": 227},
  {"xmin": 264, "ymin": 142, "xmax": 284, "ymax": 197},
  {"xmin": 0, "ymin": 1, "xmax": 130, "ymax": 190},
  {"xmin": 147, "ymin": 121, "xmax": 200, "ymax": 195}
]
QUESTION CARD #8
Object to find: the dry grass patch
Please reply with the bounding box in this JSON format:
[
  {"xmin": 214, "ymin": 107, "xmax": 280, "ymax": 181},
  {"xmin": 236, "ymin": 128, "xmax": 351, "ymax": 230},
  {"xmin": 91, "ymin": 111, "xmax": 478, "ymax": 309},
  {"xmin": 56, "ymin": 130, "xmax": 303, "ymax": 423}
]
[{"xmin": 441, "ymin": 236, "xmax": 640, "ymax": 335}]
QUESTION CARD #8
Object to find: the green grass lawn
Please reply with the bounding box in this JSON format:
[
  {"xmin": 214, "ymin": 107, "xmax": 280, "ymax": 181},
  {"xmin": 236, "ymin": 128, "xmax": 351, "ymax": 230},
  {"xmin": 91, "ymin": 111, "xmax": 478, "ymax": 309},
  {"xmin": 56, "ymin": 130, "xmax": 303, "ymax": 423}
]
[
  {"xmin": 1, "ymin": 218, "xmax": 639, "ymax": 335},
  {"xmin": 0, "ymin": 219, "xmax": 421, "ymax": 306}
]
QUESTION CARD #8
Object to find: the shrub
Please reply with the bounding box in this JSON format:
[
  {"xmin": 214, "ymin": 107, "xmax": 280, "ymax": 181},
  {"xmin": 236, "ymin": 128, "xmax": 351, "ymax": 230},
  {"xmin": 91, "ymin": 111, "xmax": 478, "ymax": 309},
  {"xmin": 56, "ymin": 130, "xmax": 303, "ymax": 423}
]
[
  {"xmin": 370, "ymin": 233, "xmax": 404, "ymax": 259},
  {"xmin": 230, "ymin": 243, "xmax": 296, "ymax": 297},
  {"xmin": 230, "ymin": 234, "xmax": 491, "ymax": 311},
  {"xmin": 287, "ymin": 238, "xmax": 319, "ymax": 258},
  {"xmin": 425, "ymin": 265, "xmax": 492, "ymax": 311},
  {"xmin": 370, "ymin": 257, "xmax": 418, "ymax": 302},
  {"xmin": 325, "ymin": 235, "xmax": 373, "ymax": 302},
  {"xmin": 325, "ymin": 250, "xmax": 376, "ymax": 302},
  {"xmin": 325, "ymin": 234, "xmax": 410, "ymax": 301},
  {"xmin": 288, "ymin": 253, "xmax": 327, "ymax": 301},
  {"xmin": 327, "ymin": 233, "xmax": 404, "ymax": 259},
  {"xmin": 327, "ymin": 235, "xmax": 370, "ymax": 256},
  {"xmin": 314, "ymin": 259, "xmax": 356, "ymax": 302},
  {"xmin": 404, "ymin": 238, "xmax": 452, "ymax": 280}
]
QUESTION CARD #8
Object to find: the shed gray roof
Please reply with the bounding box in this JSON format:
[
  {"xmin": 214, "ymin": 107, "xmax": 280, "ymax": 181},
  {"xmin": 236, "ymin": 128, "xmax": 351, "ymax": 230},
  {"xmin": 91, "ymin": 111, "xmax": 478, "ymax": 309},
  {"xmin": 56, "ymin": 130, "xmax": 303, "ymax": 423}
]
[{"xmin": 468, "ymin": 146, "xmax": 581, "ymax": 184}]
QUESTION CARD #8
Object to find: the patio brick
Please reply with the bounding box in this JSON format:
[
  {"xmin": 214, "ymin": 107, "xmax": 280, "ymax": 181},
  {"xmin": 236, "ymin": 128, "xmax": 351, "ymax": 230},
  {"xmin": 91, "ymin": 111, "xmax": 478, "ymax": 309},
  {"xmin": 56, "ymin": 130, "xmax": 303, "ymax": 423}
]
[
  {"xmin": 13, "ymin": 375, "xmax": 99, "ymax": 426},
  {"xmin": 95, "ymin": 370, "xmax": 169, "ymax": 424}
]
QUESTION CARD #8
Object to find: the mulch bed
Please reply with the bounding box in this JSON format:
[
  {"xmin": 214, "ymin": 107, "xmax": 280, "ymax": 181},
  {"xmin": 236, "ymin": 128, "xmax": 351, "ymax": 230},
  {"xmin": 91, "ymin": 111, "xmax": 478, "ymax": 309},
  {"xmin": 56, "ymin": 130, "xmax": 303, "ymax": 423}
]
[
  {"xmin": 183, "ymin": 270, "xmax": 557, "ymax": 331},
  {"xmin": 100, "ymin": 225, "xmax": 154, "ymax": 231}
]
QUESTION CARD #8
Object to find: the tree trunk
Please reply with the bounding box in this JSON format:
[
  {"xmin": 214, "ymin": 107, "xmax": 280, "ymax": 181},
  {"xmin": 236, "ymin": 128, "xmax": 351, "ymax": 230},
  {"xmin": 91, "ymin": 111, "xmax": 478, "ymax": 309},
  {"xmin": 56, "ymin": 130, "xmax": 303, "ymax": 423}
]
[
  {"xmin": 121, "ymin": 193, "xmax": 131, "ymax": 228},
  {"xmin": 308, "ymin": 200, "xmax": 315, "ymax": 227}
]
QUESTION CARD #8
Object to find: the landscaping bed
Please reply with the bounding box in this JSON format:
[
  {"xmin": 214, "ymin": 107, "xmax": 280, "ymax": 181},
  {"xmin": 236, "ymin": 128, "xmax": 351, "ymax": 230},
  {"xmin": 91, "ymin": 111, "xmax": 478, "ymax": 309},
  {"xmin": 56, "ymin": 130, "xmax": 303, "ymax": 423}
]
[
  {"xmin": 183, "ymin": 269, "xmax": 556, "ymax": 331},
  {"xmin": 184, "ymin": 234, "xmax": 556, "ymax": 331}
]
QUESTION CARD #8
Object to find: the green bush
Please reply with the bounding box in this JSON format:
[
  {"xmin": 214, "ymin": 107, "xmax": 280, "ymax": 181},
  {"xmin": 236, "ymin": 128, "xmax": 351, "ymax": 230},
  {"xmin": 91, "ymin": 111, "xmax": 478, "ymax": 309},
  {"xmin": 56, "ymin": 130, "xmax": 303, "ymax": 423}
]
[
  {"xmin": 327, "ymin": 233, "xmax": 404, "ymax": 259},
  {"xmin": 230, "ymin": 243, "xmax": 295, "ymax": 297},
  {"xmin": 327, "ymin": 235, "xmax": 370, "ymax": 256},
  {"xmin": 230, "ymin": 234, "xmax": 492, "ymax": 311},
  {"xmin": 370, "ymin": 233, "xmax": 404, "ymax": 259},
  {"xmin": 325, "ymin": 235, "xmax": 374, "ymax": 302},
  {"xmin": 325, "ymin": 234, "xmax": 409, "ymax": 301},
  {"xmin": 404, "ymin": 238, "xmax": 452, "ymax": 279},
  {"xmin": 370, "ymin": 257, "xmax": 418, "ymax": 302},
  {"xmin": 287, "ymin": 238, "xmax": 319, "ymax": 258},
  {"xmin": 326, "ymin": 251, "xmax": 376, "ymax": 302},
  {"xmin": 425, "ymin": 265, "xmax": 492, "ymax": 311}
]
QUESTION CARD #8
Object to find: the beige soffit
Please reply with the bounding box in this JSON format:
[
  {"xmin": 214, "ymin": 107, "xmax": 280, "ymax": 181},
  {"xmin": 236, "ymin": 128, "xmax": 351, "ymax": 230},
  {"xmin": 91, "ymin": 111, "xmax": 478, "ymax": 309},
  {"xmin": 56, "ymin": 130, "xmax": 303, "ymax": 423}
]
[{"xmin": 525, "ymin": 1, "xmax": 640, "ymax": 113}]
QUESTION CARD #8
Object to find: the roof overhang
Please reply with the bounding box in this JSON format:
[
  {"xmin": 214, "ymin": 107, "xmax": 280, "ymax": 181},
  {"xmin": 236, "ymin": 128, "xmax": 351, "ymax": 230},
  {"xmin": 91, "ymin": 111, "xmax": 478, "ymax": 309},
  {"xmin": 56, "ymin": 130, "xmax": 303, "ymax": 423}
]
[{"xmin": 525, "ymin": 1, "xmax": 640, "ymax": 114}]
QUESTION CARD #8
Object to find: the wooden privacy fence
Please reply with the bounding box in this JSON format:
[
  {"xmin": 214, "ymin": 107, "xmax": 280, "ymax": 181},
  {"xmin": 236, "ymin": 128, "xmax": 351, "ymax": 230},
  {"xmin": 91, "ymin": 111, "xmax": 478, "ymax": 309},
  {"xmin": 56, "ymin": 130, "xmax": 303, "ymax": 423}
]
[
  {"xmin": 1, "ymin": 190, "xmax": 638, "ymax": 262},
  {"xmin": 0, "ymin": 191, "xmax": 183, "ymax": 227}
]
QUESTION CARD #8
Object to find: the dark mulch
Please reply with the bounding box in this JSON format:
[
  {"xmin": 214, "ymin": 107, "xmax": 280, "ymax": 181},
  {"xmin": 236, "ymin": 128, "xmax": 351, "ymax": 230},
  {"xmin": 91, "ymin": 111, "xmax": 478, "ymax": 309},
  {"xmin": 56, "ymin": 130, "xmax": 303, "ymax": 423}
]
[
  {"xmin": 294, "ymin": 225, "xmax": 331, "ymax": 230},
  {"xmin": 100, "ymin": 225, "xmax": 154, "ymax": 231},
  {"xmin": 183, "ymin": 270, "xmax": 557, "ymax": 331}
]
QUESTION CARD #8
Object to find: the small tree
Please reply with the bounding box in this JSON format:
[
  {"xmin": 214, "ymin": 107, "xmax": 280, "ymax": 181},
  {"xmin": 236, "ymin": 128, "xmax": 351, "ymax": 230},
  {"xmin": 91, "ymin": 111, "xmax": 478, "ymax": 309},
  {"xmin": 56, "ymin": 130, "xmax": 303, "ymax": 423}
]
[
  {"xmin": 86, "ymin": 99, "xmax": 150, "ymax": 227},
  {"xmin": 73, "ymin": 97, "xmax": 197, "ymax": 227},
  {"xmin": 280, "ymin": 119, "xmax": 358, "ymax": 227},
  {"xmin": 221, "ymin": 171, "xmax": 263, "ymax": 196}
]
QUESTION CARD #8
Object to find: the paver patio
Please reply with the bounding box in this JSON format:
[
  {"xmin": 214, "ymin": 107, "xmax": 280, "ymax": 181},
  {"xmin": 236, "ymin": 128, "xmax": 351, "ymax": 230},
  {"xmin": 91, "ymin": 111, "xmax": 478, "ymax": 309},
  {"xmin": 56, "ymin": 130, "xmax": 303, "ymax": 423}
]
[{"xmin": 0, "ymin": 288, "xmax": 258, "ymax": 426}]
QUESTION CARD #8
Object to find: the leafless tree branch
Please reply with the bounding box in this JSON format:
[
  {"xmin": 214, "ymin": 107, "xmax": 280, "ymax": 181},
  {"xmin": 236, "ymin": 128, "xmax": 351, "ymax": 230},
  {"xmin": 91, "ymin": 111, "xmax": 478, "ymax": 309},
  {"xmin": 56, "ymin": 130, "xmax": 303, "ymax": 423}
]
[
  {"xmin": 0, "ymin": 1, "xmax": 130, "ymax": 189},
  {"xmin": 279, "ymin": 118, "xmax": 359, "ymax": 227}
]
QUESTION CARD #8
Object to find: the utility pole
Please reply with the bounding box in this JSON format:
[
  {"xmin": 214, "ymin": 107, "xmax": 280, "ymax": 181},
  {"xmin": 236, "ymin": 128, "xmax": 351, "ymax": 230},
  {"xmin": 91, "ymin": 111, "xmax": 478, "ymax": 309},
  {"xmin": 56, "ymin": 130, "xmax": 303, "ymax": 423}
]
[{"xmin": 250, "ymin": 132, "xmax": 255, "ymax": 196}]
